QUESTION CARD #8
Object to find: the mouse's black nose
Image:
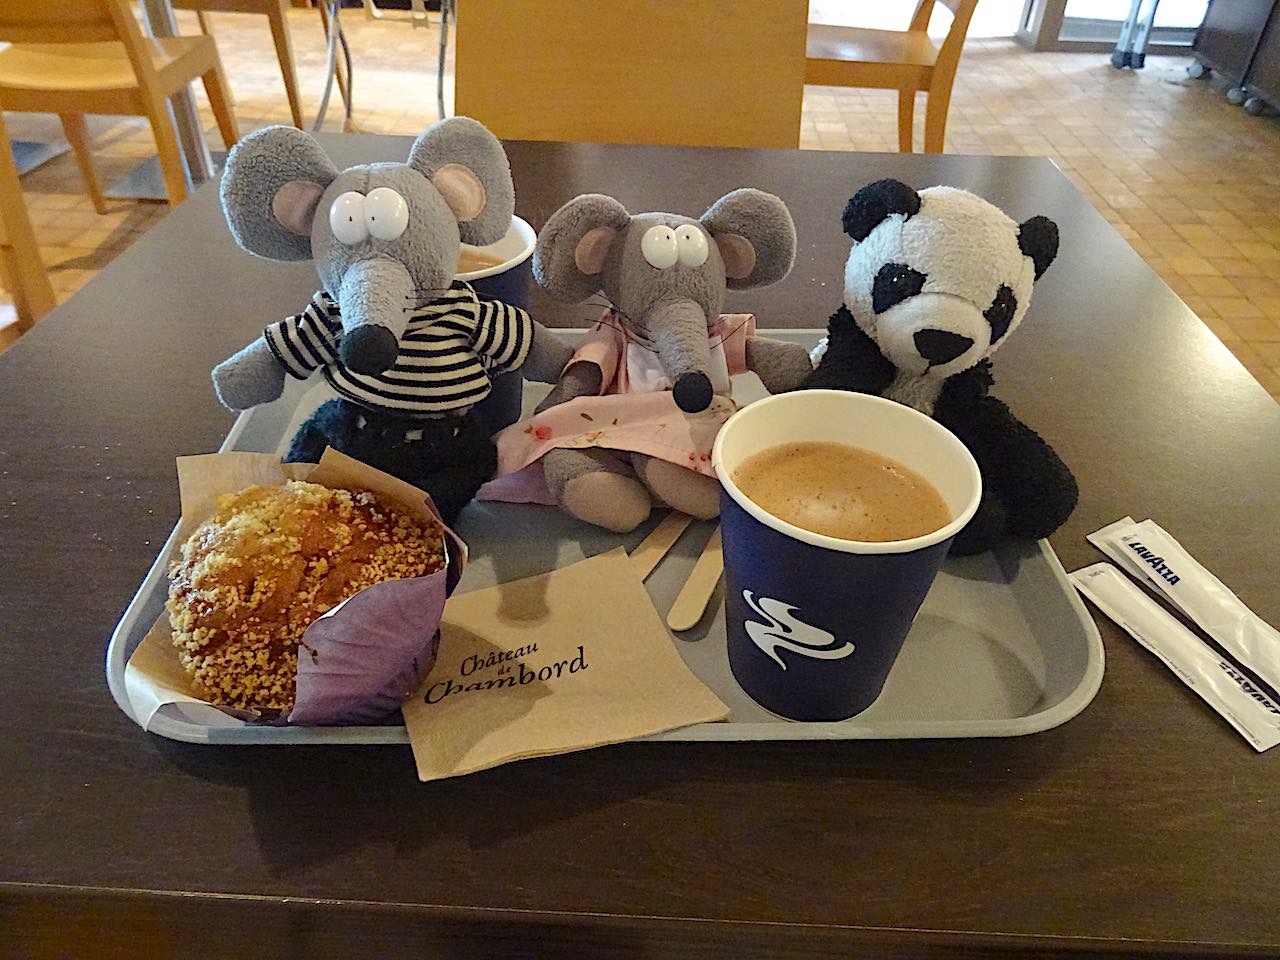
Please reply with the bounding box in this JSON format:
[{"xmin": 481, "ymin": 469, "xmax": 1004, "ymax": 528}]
[
  {"xmin": 673, "ymin": 371, "xmax": 713, "ymax": 413},
  {"xmin": 914, "ymin": 329, "xmax": 973, "ymax": 366},
  {"xmin": 340, "ymin": 325, "xmax": 399, "ymax": 375}
]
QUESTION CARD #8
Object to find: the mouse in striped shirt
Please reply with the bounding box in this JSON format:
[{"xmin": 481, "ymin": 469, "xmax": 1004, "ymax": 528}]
[
  {"xmin": 210, "ymin": 117, "xmax": 571, "ymax": 520},
  {"xmin": 266, "ymin": 281, "xmax": 530, "ymax": 417}
]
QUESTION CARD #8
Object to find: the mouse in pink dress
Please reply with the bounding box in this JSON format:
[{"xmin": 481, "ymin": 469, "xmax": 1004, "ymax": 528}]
[{"xmin": 477, "ymin": 190, "xmax": 814, "ymax": 532}]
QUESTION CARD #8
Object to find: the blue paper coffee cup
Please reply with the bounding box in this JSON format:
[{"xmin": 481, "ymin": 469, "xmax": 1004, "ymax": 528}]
[
  {"xmin": 713, "ymin": 390, "xmax": 982, "ymax": 721},
  {"xmin": 461, "ymin": 215, "xmax": 536, "ymax": 436}
]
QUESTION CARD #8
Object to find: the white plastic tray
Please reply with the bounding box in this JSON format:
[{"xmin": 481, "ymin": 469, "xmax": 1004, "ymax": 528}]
[{"xmin": 106, "ymin": 331, "xmax": 1103, "ymax": 743}]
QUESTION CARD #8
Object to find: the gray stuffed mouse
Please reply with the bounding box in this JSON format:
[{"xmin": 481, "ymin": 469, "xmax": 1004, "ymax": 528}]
[
  {"xmin": 477, "ymin": 189, "xmax": 814, "ymax": 532},
  {"xmin": 211, "ymin": 116, "xmax": 572, "ymax": 521}
]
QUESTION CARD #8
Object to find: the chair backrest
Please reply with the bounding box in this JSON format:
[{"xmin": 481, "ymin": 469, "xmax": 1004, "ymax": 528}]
[
  {"xmin": 908, "ymin": 0, "xmax": 977, "ymax": 30},
  {"xmin": 0, "ymin": 0, "xmax": 139, "ymax": 46},
  {"xmin": 909, "ymin": 0, "xmax": 979, "ymax": 70},
  {"xmin": 455, "ymin": 0, "xmax": 809, "ymax": 149}
]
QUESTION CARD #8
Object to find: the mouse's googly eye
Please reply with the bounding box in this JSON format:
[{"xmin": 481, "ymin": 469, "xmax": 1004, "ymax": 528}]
[
  {"xmin": 641, "ymin": 225, "xmax": 679, "ymax": 270},
  {"xmin": 674, "ymin": 224, "xmax": 708, "ymax": 267},
  {"xmin": 365, "ymin": 187, "xmax": 409, "ymax": 241},
  {"xmin": 329, "ymin": 191, "xmax": 368, "ymax": 245}
]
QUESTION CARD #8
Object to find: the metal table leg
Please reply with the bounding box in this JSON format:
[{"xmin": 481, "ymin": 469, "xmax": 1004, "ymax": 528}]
[
  {"xmin": 1111, "ymin": 0, "xmax": 1161, "ymax": 70},
  {"xmin": 1129, "ymin": 0, "xmax": 1160, "ymax": 69},
  {"xmin": 110, "ymin": 0, "xmax": 216, "ymax": 200}
]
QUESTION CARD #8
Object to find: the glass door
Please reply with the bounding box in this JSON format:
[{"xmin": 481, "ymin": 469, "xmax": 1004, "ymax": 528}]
[
  {"xmin": 1019, "ymin": 0, "xmax": 1207, "ymax": 51},
  {"xmin": 1060, "ymin": 0, "xmax": 1205, "ymax": 43}
]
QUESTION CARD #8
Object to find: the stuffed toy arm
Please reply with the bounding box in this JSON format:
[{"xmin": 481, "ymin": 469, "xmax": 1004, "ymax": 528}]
[
  {"xmin": 520, "ymin": 321, "xmax": 576, "ymax": 384},
  {"xmin": 212, "ymin": 337, "xmax": 287, "ymax": 411},
  {"xmin": 470, "ymin": 299, "xmax": 575, "ymax": 387},
  {"xmin": 744, "ymin": 336, "xmax": 814, "ymax": 394},
  {"xmin": 938, "ymin": 395, "xmax": 1078, "ymax": 541},
  {"xmin": 800, "ymin": 307, "xmax": 896, "ymax": 395},
  {"xmin": 534, "ymin": 360, "xmax": 603, "ymax": 414},
  {"xmin": 212, "ymin": 297, "xmax": 339, "ymax": 411}
]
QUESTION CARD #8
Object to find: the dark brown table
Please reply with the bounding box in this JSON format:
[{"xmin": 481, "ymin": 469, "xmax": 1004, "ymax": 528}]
[{"xmin": 2, "ymin": 137, "xmax": 1277, "ymax": 960}]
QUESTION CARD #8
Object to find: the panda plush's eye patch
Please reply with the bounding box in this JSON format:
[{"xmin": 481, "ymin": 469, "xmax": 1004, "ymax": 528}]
[
  {"xmin": 872, "ymin": 263, "xmax": 927, "ymax": 314},
  {"xmin": 984, "ymin": 285, "xmax": 1018, "ymax": 343}
]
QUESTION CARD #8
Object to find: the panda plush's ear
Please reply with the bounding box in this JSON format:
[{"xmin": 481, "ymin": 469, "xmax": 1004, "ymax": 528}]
[
  {"xmin": 1018, "ymin": 215, "xmax": 1059, "ymax": 279},
  {"xmin": 842, "ymin": 179, "xmax": 921, "ymax": 242}
]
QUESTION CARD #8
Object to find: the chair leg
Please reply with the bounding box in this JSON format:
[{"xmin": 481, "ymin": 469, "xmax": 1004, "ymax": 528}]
[
  {"xmin": 0, "ymin": 112, "xmax": 56, "ymax": 332},
  {"xmin": 335, "ymin": 45, "xmax": 352, "ymax": 115},
  {"xmin": 58, "ymin": 114, "xmax": 107, "ymax": 215},
  {"xmin": 268, "ymin": 1, "xmax": 305, "ymax": 128},
  {"xmin": 202, "ymin": 67, "xmax": 241, "ymax": 149},
  {"xmin": 0, "ymin": 247, "xmax": 55, "ymax": 334},
  {"xmin": 144, "ymin": 99, "xmax": 189, "ymax": 206},
  {"xmin": 897, "ymin": 89, "xmax": 915, "ymax": 153},
  {"xmin": 318, "ymin": 1, "xmax": 353, "ymax": 113},
  {"xmin": 196, "ymin": 10, "xmax": 212, "ymax": 34},
  {"xmin": 0, "ymin": 212, "xmax": 56, "ymax": 332},
  {"xmin": 923, "ymin": 82, "xmax": 954, "ymax": 154}
]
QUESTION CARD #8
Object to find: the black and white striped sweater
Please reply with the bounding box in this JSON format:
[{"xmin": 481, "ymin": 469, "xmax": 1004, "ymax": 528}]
[{"xmin": 264, "ymin": 281, "xmax": 532, "ymax": 418}]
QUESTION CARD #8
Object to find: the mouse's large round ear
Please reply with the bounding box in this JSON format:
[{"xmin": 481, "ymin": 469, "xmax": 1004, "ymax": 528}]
[
  {"xmin": 701, "ymin": 188, "xmax": 796, "ymax": 289},
  {"xmin": 1018, "ymin": 215, "xmax": 1059, "ymax": 279},
  {"xmin": 220, "ymin": 125, "xmax": 337, "ymax": 261},
  {"xmin": 533, "ymin": 194, "xmax": 631, "ymax": 302},
  {"xmin": 408, "ymin": 116, "xmax": 514, "ymax": 247},
  {"xmin": 842, "ymin": 178, "xmax": 920, "ymax": 242}
]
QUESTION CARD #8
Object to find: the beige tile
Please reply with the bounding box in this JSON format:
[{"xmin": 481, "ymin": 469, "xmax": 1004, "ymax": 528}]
[
  {"xmin": 1252, "ymin": 296, "xmax": 1280, "ymax": 321},
  {"xmin": 1150, "ymin": 238, "xmax": 1197, "ymax": 259},
  {"xmin": 1128, "ymin": 237, "xmax": 1156, "ymax": 259},
  {"xmin": 1196, "ymin": 209, "xmax": 1246, "ymax": 229},
  {"xmin": 1253, "ymin": 341, "xmax": 1280, "ymax": 366},
  {"xmin": 1226, "ymin": 315, "xmax": 1280, "ymax": 342},
  {"xmin": 1166, "ymin": 255, "xmax": 1219, "ymax": 277},
  {"xmin": 1188, "ymin": 275, "xmax": 1243, "ymax": 298},
  {"xmin": 1209, "ymin": 258, "xmax": 1265, "ymax": 278},
  {"xmin": 1188, "ymin": 235, "xmax": 1239, "ymax": 258},
  {"xmin": 1235, "ymin": 241, "xmax": 1280, "ymax": 262},
  {"xmin": 1199, "ymin": 315, "xmax": 1239, "ymax": 342},
  {"xmin": 1174, "ymin": 223, "xmax": 1223, "ymax": 243},
  {"xmin": 1233, "ymin": 277, "xmax": 1280, "ymax": 300},
  {"xmin": 1210, "ymin": 298, "xmax": 1264, "ymax": 320}
]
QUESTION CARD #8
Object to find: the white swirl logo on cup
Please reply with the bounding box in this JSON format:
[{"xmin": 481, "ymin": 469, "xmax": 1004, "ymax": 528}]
[{"xmin": 742, "ymin": 590, "xmax": 855, "ymax": 671}]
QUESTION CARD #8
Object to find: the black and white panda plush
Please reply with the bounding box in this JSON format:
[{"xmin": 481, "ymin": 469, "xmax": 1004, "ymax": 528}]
[{"xmin": 802, "ymin": 178, "xmax": 1077, "ymax": 555}]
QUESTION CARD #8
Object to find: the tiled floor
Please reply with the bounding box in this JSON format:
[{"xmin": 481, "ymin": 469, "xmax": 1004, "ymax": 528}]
[{"xmin": 2, "ymin": 9, "xmax": 1278, "ymax": 399}]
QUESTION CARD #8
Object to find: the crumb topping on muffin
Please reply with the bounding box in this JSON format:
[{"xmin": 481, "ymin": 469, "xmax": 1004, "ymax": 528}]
[{"xmin": 166, "ymin": 481, "xmax": 444, "ymax": 712}]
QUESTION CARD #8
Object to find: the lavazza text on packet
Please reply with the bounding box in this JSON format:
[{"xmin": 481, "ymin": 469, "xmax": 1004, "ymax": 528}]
[
  {"xmin": 1070, "ymin": 563, "xmax": 1280, "ymax": 752},
  {"xmin": 1088, "ymin": 517, "xmax": 1280, "ymax": 696}
]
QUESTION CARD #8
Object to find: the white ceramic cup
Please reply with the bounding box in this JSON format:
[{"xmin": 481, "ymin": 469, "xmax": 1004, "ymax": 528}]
[{"xmin": 456, "ymin": 215, "xmax": 536, "ymax": 284}]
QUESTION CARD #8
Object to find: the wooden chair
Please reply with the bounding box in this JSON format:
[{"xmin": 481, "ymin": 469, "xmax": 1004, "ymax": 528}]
[
  {"xmin": 806, "ymin": 0, "xmax": 978, "ymax": 154},
  {"xmin": 0, "ymin": 108, "xmax": 57, "ymax": 336},
  {"xmin": 0, "ymin": 0, "xmax": 239, "ymax": 211},
  {"xmin": 455, "ymin": 0, "xmax": 809, "ymax": 149},
  {"xmin": 173, "ymin": 0, "xmax": 350, "ymax": 130}
]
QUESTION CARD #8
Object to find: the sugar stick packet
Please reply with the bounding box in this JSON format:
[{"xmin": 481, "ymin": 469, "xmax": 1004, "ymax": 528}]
[
  {"xmin": 1070, "ymin": 563, "xmax": 1280, "ymax": 752},
  {"xmin": 1088, "ymin": 517, "xmax": 1280, "ymax": 695}
]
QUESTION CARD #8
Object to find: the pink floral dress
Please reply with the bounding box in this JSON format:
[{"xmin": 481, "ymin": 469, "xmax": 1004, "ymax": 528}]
[{"xmin": 477, "ymin": 311, "xmax": 757, "ymax": 505}]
